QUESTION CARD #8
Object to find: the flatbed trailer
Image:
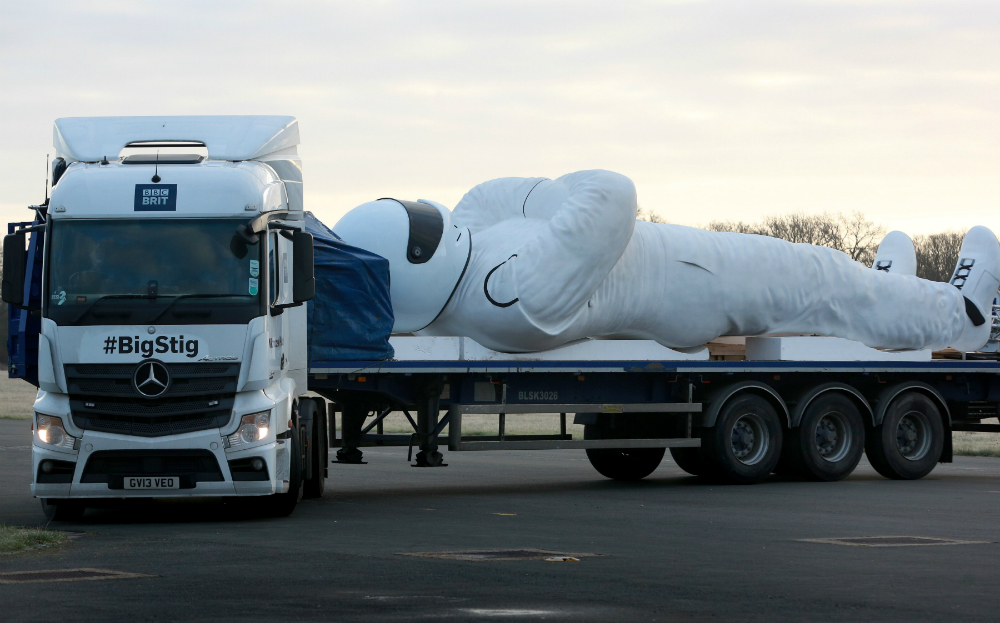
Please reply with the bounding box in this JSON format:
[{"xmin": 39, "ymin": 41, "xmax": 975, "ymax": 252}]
[{"xmin": 306, "ymin": 336, "xmax": 1000, "ymax": 484}]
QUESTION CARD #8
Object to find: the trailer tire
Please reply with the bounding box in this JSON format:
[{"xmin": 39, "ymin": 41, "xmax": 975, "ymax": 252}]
[
  {"xmin": 787, "ymin": 394, "xmax": 865, "ymax": 481},
  {"xmin": 866, "ymin": 391, "xmax": 943, "ymax": 480},
  {"xmin": 303, "ymin": 399, "xmax": 326, "ymax": 499},
  {"xmin": 583, "ymin": 425, "xmax": 665, "ymax": 481},
  {"xmin": 702, "ymin": 394, "xmax": 782, "ymax": 484},
  {"xmin": 40, "ymin": 498, "xmax": 85, "ymax": 522},
  {"xmin": 668, "ymin": 447, "xmax": 703, "ymax": 476}
]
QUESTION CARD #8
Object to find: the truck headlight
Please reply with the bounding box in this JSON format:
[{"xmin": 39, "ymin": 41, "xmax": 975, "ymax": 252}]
[
  {"xmin": 228, "ymin": 411, "xmax": 270, "ymax": 447},
  {"xmin": 35, "ymin": 414, "xmax": 77, "ymax": 450}
]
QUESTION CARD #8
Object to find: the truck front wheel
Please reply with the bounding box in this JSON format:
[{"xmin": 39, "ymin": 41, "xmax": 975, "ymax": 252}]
[
  {"xmin": 865, "ymin": 391, "xmax": 943, "ymax": 480},
  {"xmin": 302, "ymin": 399, "xmax": 327, "ymax": 499},
  {"xmin": 40, "ymin": 498, "xmax": 85, "ymax": 522},
  {"xmin": 260, "ymin": 427, "xmax": 303, "ymax": 517},
  {"xmin": 702, "ymin": 394, "xmax": 782, "ymax": 484}
]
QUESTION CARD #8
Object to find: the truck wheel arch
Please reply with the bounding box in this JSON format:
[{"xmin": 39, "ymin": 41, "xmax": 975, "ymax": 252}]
[
  {"xmin": 871, "ymin": 381, "xmax": 952, "ymax": 464},
  {"xmin": 871, "ymin": 381, "xmax": 950, "ymax": 428},
  {"xmin": 700, "ymin": 381, "xmax": 790, "ymax": 429},
  {"xmin": 789, "ymin": 383, "xmax": 874, "ymax": 428}
]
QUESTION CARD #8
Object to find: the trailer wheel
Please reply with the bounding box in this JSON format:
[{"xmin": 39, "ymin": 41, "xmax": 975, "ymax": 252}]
[
  {"xmin": 583, "ymin": 425, "xmax": 665, "ymax": 481},
  {"xmin": 866, "ymin": 391, "xmax": 943, "ymax": 480},
  {"xmin": 702, "ymin": 394, "xmax": 782, "ymax": 484},
  {"xmin": 668, "ymin": 447, "xmax": 703, "ymax": 476},
  {"xmin": 40, "ymin": 498, "xmax": 85, "ymax": 522},
  {"xmin": 303, "ymin": 399, "xmax": 327, "ymax": 499},
  {"xmin": 787, "ymin": 394, "xmax": 865, "ymax": 481}
]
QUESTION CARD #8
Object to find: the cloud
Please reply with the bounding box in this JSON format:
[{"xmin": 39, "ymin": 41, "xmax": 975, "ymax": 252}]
[{"xmin": 1, "ymin": 0, "xmax": 998, "ymax": 234}]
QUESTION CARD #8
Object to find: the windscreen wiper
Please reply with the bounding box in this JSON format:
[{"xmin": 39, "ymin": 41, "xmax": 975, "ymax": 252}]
[
  {"xmin": 70, "ymin": 294, "xmax": 150, "ymax": 324},
  {"xmin": 148, "ymin": 294, "xmax": 249, "ymax": 324}
]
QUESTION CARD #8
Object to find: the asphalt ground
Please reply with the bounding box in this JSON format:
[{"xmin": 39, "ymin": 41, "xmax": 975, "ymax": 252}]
[{"xmin": 2, "ymin": 417, "xmax": 1000, "ymax": 622}]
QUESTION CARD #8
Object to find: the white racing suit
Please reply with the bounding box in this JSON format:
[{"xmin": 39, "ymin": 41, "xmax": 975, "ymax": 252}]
[{"xmin": 419, "ymin": 170, "xmax": 966, "ymax": 352}]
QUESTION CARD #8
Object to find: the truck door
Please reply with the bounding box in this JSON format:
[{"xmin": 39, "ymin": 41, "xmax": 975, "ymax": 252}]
[{"xmin": 267, "ymin": 231, "xmax": 288, "ymax": 375}]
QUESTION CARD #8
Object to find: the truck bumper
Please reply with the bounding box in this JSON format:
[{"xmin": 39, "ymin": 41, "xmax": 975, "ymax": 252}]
[{"xmin": 32, "ymin": 429, "xmax": 288, "ymax": 500}]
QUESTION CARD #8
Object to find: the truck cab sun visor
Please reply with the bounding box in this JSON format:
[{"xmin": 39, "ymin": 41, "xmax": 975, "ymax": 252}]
[
  {"xmin": 380, "ymin": 198, "xmax": 443, "ymax": 264},
  {"xmin": 122, "ymin": 154, "xmax": 204, "ymax": 165}
]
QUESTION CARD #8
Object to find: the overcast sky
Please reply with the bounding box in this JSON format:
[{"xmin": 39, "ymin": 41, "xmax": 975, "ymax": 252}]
[{"xmin": 1, "ymin": 1, "xmax": 998, "ymax": 234}]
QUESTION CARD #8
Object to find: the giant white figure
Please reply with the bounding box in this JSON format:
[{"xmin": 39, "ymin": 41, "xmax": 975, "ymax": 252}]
[{"xmin": 334, "ymin": 170, "xmax": 1000, "ymax": 354}]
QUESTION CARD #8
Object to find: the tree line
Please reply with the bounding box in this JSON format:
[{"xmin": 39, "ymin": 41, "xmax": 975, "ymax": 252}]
[{"xmin": 637, "ymin": 207, "xmax": 964, "ymax": 283}]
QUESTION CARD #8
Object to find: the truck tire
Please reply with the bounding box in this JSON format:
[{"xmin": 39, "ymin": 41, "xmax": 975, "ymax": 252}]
[
  {"xmin": 702, "ymin": 393, "xmax": 782, "ymax": 484},
  {"xmin": 303, "ymin": 399, "xmax": 327, "ymax": 499},
  {"xmin": 866, "ymin": 391, "xmax": 943, "ymax": 480},
  {"xmin": 668, "ymin": 447, "xmax": 703, "ymax": 476},
  {"xmin": 786, "ymin": 394, "xmax": 865, "ymax": 481},
  {"xmin": 583, "ymin": 424, "xmax": 665, "ymax": 481},
  {"xmin": 261, "ymin": 426, "xmax": 303, "ymax": 517},
  {"xmin": 40, "ymin": 498, "xmax": 85, "ymax": 522}
]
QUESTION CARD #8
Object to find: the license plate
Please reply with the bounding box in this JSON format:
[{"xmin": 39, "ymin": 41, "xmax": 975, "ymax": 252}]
[{"xmin": 124, "ymin": 477, "xmax": 179, "ymax": 490}]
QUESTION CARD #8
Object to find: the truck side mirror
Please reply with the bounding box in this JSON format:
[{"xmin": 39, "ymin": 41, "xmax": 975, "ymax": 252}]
[
  {"xmin": 2, "ymin": 232, "xmax": 27, "ymax": 306},
  {"xmin": 292, "ymin": 230, "xmax": 315, "ymax": 304}
]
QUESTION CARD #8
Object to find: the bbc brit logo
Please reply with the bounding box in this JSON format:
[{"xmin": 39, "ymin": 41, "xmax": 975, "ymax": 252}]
[
  {"xmin": 141, "ymin": 187, "xmax": 170, "ymax": 205},
  {"xmin": 134, "ymin": 183, "xmax": 177, "ymax": 211}
]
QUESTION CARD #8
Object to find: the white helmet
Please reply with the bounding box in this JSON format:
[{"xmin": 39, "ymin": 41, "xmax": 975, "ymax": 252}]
[{"xmin": 333, "ymin": 198, "xmax": 471, "ymax": 333}]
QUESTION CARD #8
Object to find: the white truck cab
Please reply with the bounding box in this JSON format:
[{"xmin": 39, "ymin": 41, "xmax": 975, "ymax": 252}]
[{"xmin": 6, "ymin": 116, "xmax": 319, "ymax": 519}]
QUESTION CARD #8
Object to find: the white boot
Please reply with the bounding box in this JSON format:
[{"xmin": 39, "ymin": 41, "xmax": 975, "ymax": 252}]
[
  {"xmin": 871, "ymin": 230, "xmax": 917, "ymax": 276},
  {"xmin": 949, "ymin": 226, "xmax": 1000, "ymax": 352}
]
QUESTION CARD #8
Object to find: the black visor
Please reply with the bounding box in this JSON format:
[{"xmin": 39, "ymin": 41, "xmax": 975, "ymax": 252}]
[{"xmin": 381, "ymin": 198, "xmax": 444, "ymax": 264}]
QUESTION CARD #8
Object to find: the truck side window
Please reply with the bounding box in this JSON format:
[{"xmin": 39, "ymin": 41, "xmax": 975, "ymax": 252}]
[{"xmin": 269, "ymin": 232, "xmax": 279, "ymax": 305}]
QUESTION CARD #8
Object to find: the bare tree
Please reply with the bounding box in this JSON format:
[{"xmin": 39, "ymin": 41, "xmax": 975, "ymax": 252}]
[
  {"xmin": 705, "ymin": 211, "xmax": 885, "ymax": 265},
  {"xmin": 636, "ymin": 205, "xmax": 668, "ymax": 224},
  {"xmin": 703, "ymin": 219, "xmax": 762, "ymax": 235},
  {"xmin": 839, "ymin": 211, "xmax": 886, "ymax": 265},
  {"xmin": 639, "ymin": 205, "xmax": 965, "ymax": 283},
  {"xmin": 913, "ymin": 231, "xmax": 964, "ymax": 282}
]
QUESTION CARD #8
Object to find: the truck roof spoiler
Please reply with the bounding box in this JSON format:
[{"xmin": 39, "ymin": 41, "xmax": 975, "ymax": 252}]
[{"xmin": 52, "ymin": 115, "xmax": 299, "ymax": 163}]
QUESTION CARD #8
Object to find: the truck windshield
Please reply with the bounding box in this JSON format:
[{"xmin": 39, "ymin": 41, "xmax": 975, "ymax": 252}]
[{"xmin": 46, "ymin": 218, "xmax": 263, "ymax": 326}]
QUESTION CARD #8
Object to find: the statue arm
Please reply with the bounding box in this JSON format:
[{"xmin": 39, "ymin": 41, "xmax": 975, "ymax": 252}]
[
  {"xmin": 512, "ymin": 169, "xmax": 638, "ymax": 332},
  {"xmin": 451, "ymin": 176, "xmax": 550, "ymax": 234}
]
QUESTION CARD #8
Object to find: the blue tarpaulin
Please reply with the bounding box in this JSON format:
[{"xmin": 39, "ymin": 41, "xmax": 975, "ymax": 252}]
[{"xmin": 305, "ymin": 212, "xmax": 394, "ymax": 363}]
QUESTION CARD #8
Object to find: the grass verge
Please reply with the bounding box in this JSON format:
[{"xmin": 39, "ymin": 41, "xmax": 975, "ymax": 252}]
[
  {"xmin": 0, "ymin": 524, "xmax": 67, "ymax": 555},
  {"xmin": 0, "ymin": 375, "xmax": 37, "ymax": 420},
  {"xmin": 953, "ymin": 418, "xmax": 1000, "ymax": 458}
]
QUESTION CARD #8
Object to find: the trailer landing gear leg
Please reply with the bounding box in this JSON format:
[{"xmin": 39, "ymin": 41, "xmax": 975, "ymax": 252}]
[
  {"xmin": 415, "ymin": 381, "xmax": 446, "ymax": 467},
  {"xmin": 336, "ymin": 400, "xmax": 366, "ymax": 464}
]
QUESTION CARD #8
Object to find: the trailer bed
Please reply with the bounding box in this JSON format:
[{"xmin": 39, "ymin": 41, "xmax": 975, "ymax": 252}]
[
  {"xmin": 309, "ymin": 336, "xmax": 1000, "ymax": 375},
  {"xmin": 307, "ymin": 336, "xmax": 1000, "ymax": 466}
]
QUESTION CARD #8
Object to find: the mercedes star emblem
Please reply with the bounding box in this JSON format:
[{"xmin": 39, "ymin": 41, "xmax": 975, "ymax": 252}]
[{"xmin": 133, "ymin": 361, "xmax": 170, "ymax": 398}]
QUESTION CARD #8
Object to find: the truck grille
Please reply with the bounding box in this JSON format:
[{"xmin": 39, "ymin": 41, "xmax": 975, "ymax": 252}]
[
  {"xmin": 66, "ymin": 362, "xmax": 240, "ymax": 437},
  {"xmin": 65, "ymin": 362, "xmax": 239, "ymax": 399},
  {"xmin": 81, "ymin": 449, "xmax": 224, "ymax": 488}
]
